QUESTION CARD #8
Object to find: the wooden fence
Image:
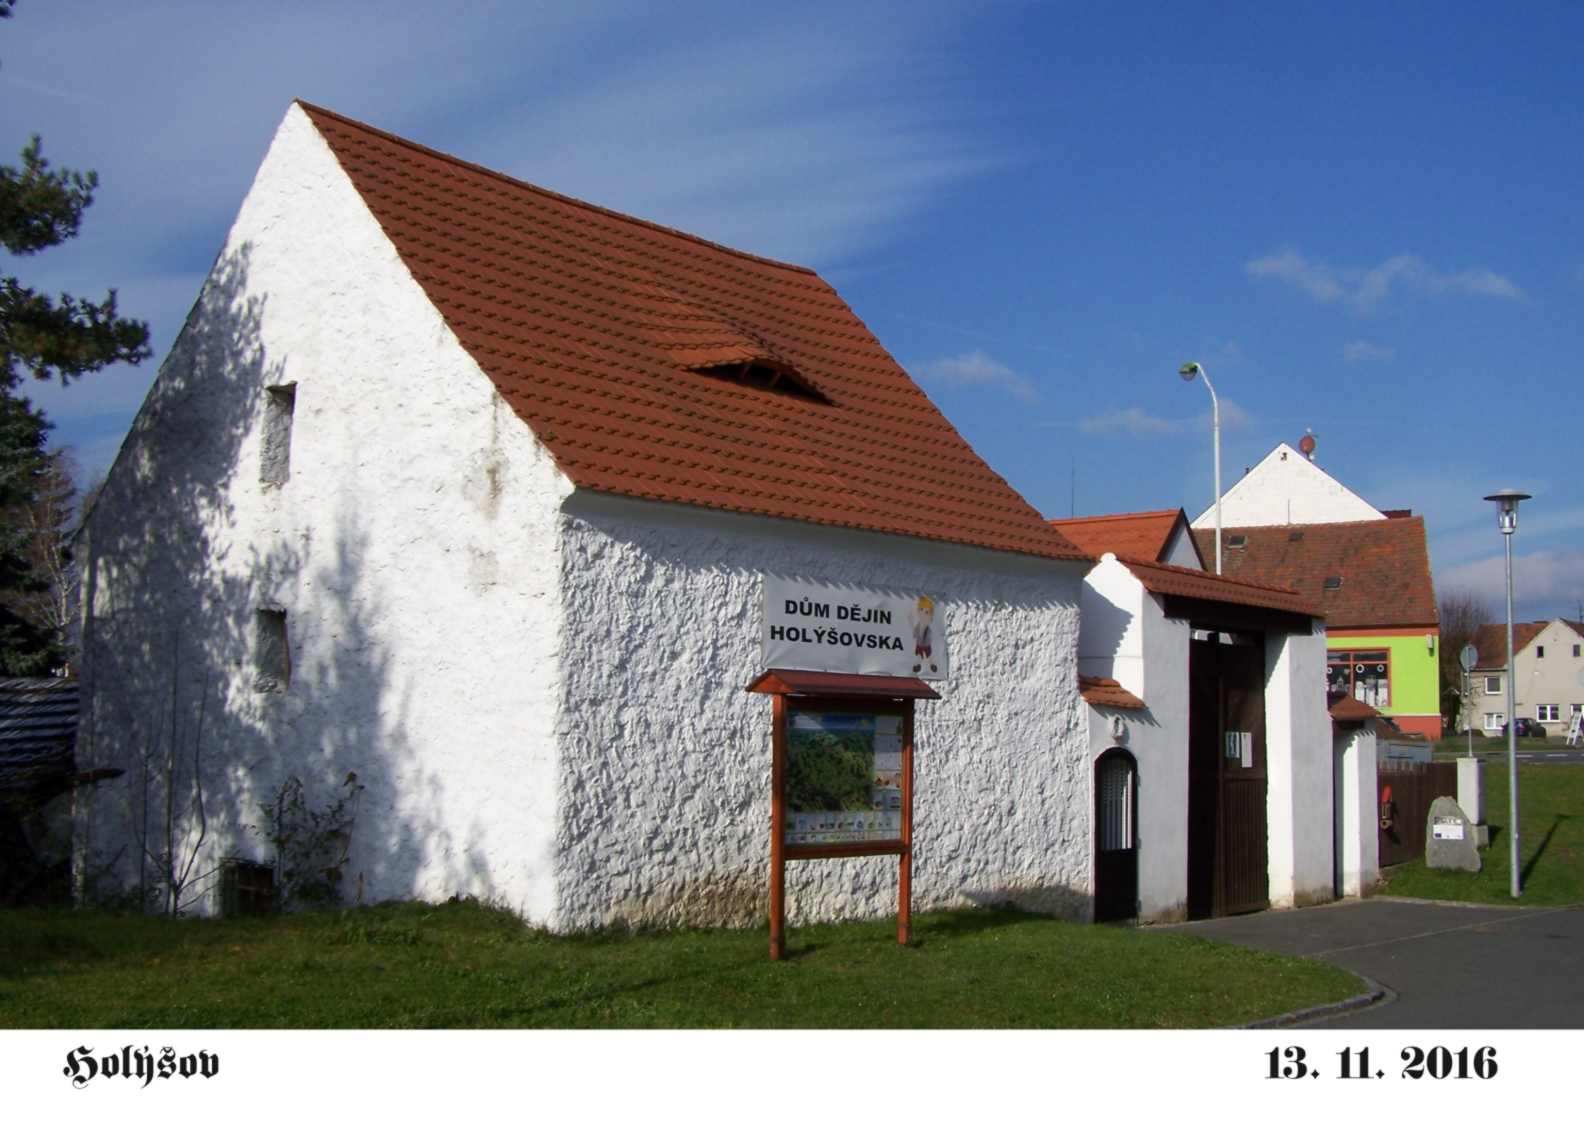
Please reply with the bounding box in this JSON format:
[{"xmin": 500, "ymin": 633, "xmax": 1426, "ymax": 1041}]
[{"xmin": 1377, "ymin": 757, "xmax": 1458, "ymax": 867}]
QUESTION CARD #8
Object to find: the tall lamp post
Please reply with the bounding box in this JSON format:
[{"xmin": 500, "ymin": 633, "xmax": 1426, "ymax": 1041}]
[
  {"xmin": 1179, "ymin": 361, "xmax": 1222, "ymax": 574},
  {"xmin": 1483, "ymin": 488, "xmax": 1530, "ymax": 899}
]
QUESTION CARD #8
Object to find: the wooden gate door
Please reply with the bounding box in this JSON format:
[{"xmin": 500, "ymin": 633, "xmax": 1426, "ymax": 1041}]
[
  {"xmin": 1094, "ymin": 749, "xmax": 1139, "ymax": 922},
  {"xmin": 1188, "ymin": 635, "xmax": 1270, "ymax": 918}
]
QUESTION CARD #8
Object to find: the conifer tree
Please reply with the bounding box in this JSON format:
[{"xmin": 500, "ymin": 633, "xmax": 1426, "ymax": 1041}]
[{"xmin": 0, "ymin": 0, "xmax": 151, "ymax": 671}]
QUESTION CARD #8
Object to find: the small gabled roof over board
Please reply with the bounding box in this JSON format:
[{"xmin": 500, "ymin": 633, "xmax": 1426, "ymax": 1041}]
[
  {"xmin": 1048, "ymin": 508, "xmax": 1202, "ymax": 567},
  {"xmin": 298, "ymin": 103, "xmax": 1085, "ymax": 563},
  {"xmin": 1192, "ymin": 517, "xmax": 1436, "ymax": 630}
]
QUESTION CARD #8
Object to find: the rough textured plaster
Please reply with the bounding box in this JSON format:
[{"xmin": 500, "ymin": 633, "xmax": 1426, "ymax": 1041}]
[
  {"xmin": 77, "ymin": 105, "xmax": 569, "ymax": 920},
  {"xmin": 552, "ymin": 491, "xmax": 1089, "ymax": 929}
]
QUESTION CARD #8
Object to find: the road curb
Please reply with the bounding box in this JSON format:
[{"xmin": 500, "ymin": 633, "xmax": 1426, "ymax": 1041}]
[{"xmin": 1241, "ymin": 971, "xmax": 1391, "ymax": 1029}]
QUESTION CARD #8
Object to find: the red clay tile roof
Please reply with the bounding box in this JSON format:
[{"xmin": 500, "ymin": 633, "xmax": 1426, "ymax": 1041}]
[
  {"xmin": 1119, "ymin": 558, "xmax": 1324, "ymax": 617},
  {"xmin": 1471, "ymin": 621, "xmax": 1552, "ymax": 669},
  {"xmin": 1047, "ymin": 508, "xmax": 1200, "ymax": 565},
  {"xmin": 1078, "ymin": 676, "xmax": 1146, "ymax": 710},
  {"xmin": 298, "ymin": 103, "xmax": 1085, "ymax": 563},
  {"xmin": 1191, "ymin": 518, "xmax": 1436, "ymax": 629},
  {"xmin": 1328, "ymin": 696, "xmax": 1380, "ymax": 721}
]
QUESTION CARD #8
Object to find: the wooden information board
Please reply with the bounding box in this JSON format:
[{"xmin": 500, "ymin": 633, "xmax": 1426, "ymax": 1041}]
[{"xmin": 747, "ymin": 669, "xmax": 937, "ymax": 961}]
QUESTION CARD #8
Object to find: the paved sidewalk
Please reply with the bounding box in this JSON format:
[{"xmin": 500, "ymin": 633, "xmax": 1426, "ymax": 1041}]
[{"xmin": 1157, "ymin": 898, "xmax": 1584, "ymax": 1028}]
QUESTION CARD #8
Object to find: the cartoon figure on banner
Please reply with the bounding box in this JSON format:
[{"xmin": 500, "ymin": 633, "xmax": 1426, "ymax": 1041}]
[{"xmin": 911, "ymin": 595, "xmax": 938, "ymax": 674}]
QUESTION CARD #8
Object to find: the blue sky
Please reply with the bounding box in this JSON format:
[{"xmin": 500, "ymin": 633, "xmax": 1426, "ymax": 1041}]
[{"xmin": 4, "ymin": 1, "xmax": 1580, "ymax": 622}]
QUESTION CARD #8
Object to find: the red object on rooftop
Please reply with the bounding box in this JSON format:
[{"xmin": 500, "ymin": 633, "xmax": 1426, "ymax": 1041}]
[{"xmin": 1298, "ymin": 432, "xmax": 1316, "ymax": 458}]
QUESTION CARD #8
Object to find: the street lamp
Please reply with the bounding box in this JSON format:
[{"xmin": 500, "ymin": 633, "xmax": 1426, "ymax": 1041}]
[
  {"xmin": 1180, "ymin": 361, "xmax": 1222, "ymax": 574},
  {"xmin": 1483, "ymin": 487, "xmax": 1530, "ymax": 899}
]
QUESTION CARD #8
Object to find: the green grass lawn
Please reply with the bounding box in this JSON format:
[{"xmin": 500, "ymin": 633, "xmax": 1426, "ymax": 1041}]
[
  {"xmin": 1378, "ymin": 761, "xmax": 1584, "ymax": 906},
  {"xmin": 0, "ymin": 900, "xmax": 1362, "ymax": 1029}
]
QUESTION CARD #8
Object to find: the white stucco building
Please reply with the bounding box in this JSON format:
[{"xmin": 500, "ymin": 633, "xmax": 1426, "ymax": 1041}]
[
  {"xmin": 75, "ymin": 102, "xmax": 1102, "ymax": 929},
  {"xmin": 74, "ymin": 102, "xmax": 1366, "ymax": 931}
]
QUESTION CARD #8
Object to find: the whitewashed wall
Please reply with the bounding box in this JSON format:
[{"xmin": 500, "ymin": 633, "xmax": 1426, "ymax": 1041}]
[
  {"xmin": 1264, "ymin": 620, "xmax": 1334, "ymax": 906},
  {"xmin": 77, "ymin": 105, "xmax": 569, "ymax": 920},
  {"xmin": 1332, "ymin": 720, "xmax": 1380, "ymax": 897},
  {"xmin": 1080, "ymin": 556, "xmax": 1190, "ymax": 921},
  {"xmin": 1193, "ymin": 443, "xmax": 1383, "ymax": 528},
  {"xmin": 552, "ymin": 491, "xmax": 1089, "ymax": 929}
]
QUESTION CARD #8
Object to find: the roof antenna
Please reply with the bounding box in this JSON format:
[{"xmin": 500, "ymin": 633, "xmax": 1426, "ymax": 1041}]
[{"xmin": 1070, "ymin": 454, "xmax": 1076, "ymax": 518}]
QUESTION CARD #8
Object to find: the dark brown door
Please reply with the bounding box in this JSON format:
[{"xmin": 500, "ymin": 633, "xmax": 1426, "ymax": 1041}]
[{"xmin": 1188, "ymin": 634, "xmax": 1269, "ymax": 918}]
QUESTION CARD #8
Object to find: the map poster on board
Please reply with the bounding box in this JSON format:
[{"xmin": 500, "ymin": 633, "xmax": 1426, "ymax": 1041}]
[{"xmin": 784, "ymin": 710, "xmax": 904, "ymax": 846}]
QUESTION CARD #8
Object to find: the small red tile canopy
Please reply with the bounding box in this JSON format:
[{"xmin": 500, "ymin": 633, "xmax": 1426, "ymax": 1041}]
[
  {"xmin": 745, "ymin": 668, "xmax": 940, "ymax": 700},
  {"xmin": 746, "ymin": 668, "xmax": 937, "ymax": 960}
]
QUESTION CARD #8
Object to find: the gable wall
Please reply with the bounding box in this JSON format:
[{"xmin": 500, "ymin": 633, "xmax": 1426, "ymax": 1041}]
[
  {"xmin": 76, "ymin": 105, "xmax": 570, "ymax": 919},
  {"xmin": 1194, "ymin": 444, "xmax": 1383, "ymax": 528},
  {"xmin": 551, "ymin": 492, "xmax": 1089, "ymax": 929}
]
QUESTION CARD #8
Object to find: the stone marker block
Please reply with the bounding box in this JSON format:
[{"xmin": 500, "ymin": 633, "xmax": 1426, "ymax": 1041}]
[{"xmin": 1426, "ymin": 796, "xmax": 1481, "ymax": 872}]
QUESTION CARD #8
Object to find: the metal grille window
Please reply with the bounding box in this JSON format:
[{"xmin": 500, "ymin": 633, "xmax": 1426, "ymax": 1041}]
[
  {"xmin": 1326, "ymin": 649, "xmax": 1390, "ymax": 708},
  {"xmin": 1097, "ymin": 754, "xmax": 1135, "ymax": 852}
]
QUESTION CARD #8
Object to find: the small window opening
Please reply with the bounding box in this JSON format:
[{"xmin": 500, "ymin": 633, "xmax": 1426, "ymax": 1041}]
[
  {"xmin": 1227, "ymin": 534, "xmax": 1247, "ymax": 548},
  {"xmin": 1288, "ymin": 530, "xmax": 1304, "ymax": 542},
  {"xmin": 692, "ymin": 361, "xmax": 830, "ymax": 405},
  {"xmin": 1536, "ymin": 645, "xmax": 1545, "ymax": 658},
  {"xmin": 254, "ymin": 608, "xmax": 290, "ymax": 693},
  {"xmin": 260, "ymin": 384, "xmax": 297, "ymax": 486},
  {"xmin": 1323, "ymin": 576, "xmax": 1343, "ymax": 590}
]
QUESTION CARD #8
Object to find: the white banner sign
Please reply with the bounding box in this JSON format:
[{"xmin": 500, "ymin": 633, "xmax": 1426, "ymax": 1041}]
[{"xmin": 762, "ymin": 575, "xmax": 949, "ymax": 680}]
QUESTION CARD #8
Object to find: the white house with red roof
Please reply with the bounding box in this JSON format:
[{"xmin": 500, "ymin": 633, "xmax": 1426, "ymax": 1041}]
[
  {"xmin": 74, "ymin": 102, "xmax": 1358, "ymax": 929},
  {"xmin": 75, "ymin": 103, "xmax": 1099, "ymax": 928}
]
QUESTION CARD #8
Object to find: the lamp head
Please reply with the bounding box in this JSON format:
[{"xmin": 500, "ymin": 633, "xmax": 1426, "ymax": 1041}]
[
  {"xmin": 1483, "ymin": 488, "xmax": 1532, "ymax": 534},
  {"xmin": 1179, "ymin": 361, "xmax": 1202, "ymax": 382}
]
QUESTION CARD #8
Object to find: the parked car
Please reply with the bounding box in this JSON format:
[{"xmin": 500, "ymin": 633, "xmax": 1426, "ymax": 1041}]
[{"xmin": 1509, "ymin": 717, "xmax": 1547, "ymax": 738}]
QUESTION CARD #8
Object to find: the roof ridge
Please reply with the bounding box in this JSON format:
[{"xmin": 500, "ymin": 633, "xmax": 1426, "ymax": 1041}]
[
  {"xmin": 294, "ymin": 99, "xmax": 821, "ymax": 278},
  {"xmin": 1048, "ymin": 508, "xmax": 1178, "ymax": 525},
  {"xmin": 1210, "ymin": 515, "xmax": 1421, "ymax": 531},
  {"xmin": 1122, "ymin": 555, "xmax": 1305, "ymax": 598}
]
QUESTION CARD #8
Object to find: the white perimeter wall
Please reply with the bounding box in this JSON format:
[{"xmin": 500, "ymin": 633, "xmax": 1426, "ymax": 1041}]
[
  {"xmin": 1264, "ymin": 620, "xmax": 1335, "ymax": 906},
  {"xmin": 552, "ymin": 491, "xmax": 1089, "ymax": 929},
  {"xmin": 1193, "ymin": 444, "xmax": 1383, "ymax": 528},
  {"xmin": 1332, "ymin": 721, "xmax": 1380, "ymax": 897},
  {"xmin": 77, "ymin": 104, "xmax": 568, "ymax": 920}
]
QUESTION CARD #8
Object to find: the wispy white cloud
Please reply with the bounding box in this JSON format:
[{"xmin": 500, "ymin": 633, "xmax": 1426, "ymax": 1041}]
[
  {"xmin": 1246, "ymin": 250, "xmax": 1523, "ymax": 312},
  {"xmin": 916, "ymin": 350, "xmax": 1038, "ymax": 402},
  {"xmin": 3, "ymin": 1, "xmax": 1007, "ymax": 476},
  {"xmin": 1437, "ymin": 549, "xmax": 1584, "ymax": 622},
  {"xmin": 1342, "ymin": 339, "xmax": 1395, "ymax": 363},
  {"xmin": 1074, "ymin": 399, "xmax": 1251, "ymax": 436}
]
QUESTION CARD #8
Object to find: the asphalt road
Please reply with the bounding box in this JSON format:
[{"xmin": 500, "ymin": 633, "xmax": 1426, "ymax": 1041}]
[
  {"xmin": 1447, "ymin": 747, "xmax": 1584, "ymax": 765},
  {"xmin": 1162, "ymin": 898, "xmax": 1584, "ymax": 1028}
]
